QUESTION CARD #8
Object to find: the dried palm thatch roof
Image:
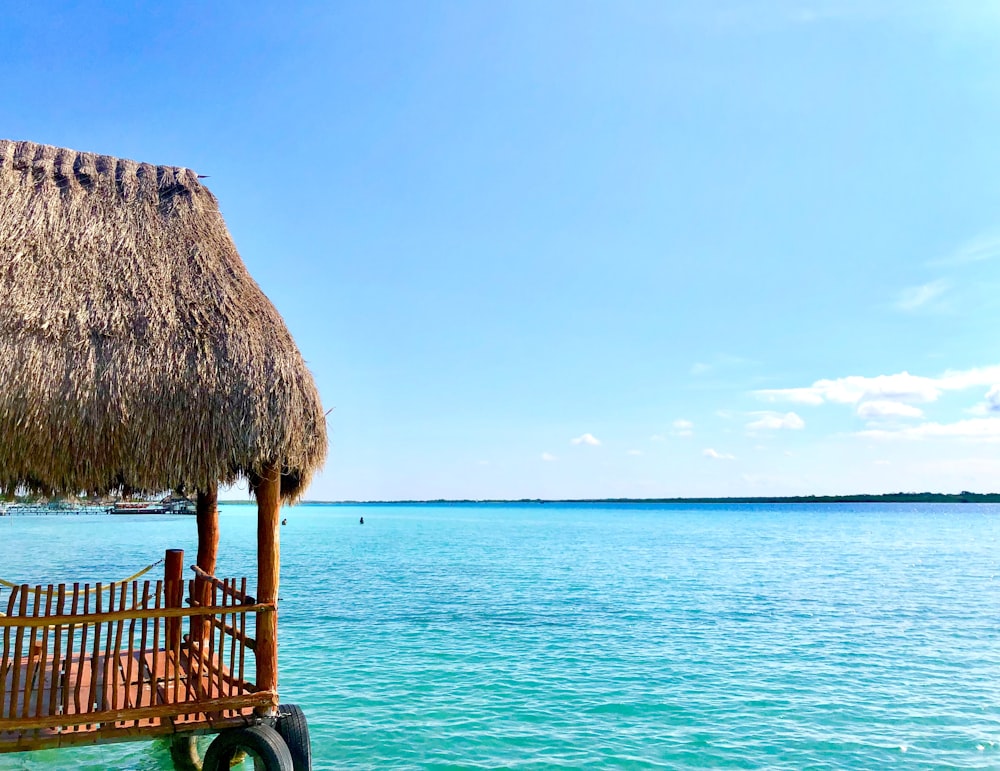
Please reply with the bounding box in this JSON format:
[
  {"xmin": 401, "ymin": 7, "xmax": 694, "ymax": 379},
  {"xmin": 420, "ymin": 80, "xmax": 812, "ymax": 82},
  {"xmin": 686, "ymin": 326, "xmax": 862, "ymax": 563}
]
[{"xmin": 0, "ymin": 140, "xmax": 327, "ymax": 500}]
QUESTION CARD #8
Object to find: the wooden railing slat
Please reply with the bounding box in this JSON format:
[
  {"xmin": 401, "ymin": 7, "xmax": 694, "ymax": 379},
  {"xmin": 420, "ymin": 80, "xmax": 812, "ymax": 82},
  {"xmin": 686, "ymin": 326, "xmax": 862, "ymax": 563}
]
[
  {"xmin": 22, "ymin": 586, "xmax": 42, "ymax": 718},
  {"xmin": 238, "ymin": 578, "xmax": 248, "ymax": 688},
  {"xmin": 48, "ymin": 584, "xmax": 65, "ymax": 719},
  {"xmin": 71, "ymin": 584, "xmax": 86, "ymax": 718},
  {"xmin": 32, "ymin": 585, "xmax": 54, "ymax": 718},
  {"xmin": 91, "ymin": 583, "xmax": 103, "ymax": 714},
  {"xmin": 151, "ymin": 581, "xmax": 161, "ymax": 710},
  {"xmin": 0, "ymin": 600, "xmax": 270, "ymax": 628},
  {"xmin": 109, "ymin": 582, "xmax": 126, "ymax": 713},
  {"xmin": 1, "ymin": 690, "xmax": 276, "ymax": 732},
  {"xmin": 191, "ymin": 566, "xmax": 256, "ymax": 603},
  {"xmin": 8, "ymin": 587, "xmax": 29, "ymax": 716},
  {"xmin": 226, "ymin": 579, "xmax": 235, "ymax": 700},
  {"xmin": 0, "ymin": 585, "xmax": 19, "ymax": 717},
  {"xmin": 124, "ymin": 581, "xmax": 139, "ymax": 717},
  {"xmin": 135, "ymin": 580, "xmax": 150, "ymax": 713}
]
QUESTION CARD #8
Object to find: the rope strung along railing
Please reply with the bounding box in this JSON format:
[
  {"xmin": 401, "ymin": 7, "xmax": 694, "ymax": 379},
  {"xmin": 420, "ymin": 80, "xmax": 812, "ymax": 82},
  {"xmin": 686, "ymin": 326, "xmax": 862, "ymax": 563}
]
[{"xmin": 0, "ymin": 559, "xmax": 164, "ymax": 597}]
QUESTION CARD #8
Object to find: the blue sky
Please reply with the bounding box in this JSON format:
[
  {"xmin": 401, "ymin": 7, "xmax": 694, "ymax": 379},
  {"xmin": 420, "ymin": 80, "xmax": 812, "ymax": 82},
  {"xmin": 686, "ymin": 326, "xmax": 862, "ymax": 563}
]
[{"xmin": 6, "ymin": 1, "xmax": 1000, "ymax": 500}]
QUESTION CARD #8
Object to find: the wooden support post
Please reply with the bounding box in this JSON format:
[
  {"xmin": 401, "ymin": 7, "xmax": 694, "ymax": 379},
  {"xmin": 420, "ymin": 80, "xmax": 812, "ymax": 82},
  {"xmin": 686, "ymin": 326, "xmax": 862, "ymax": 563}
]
[
  {"xmin": 196, "ymin": 486, "xmax": 219, "ymax": 576},
  {"xmin": 254, "ymin": 463, "xmax": 281, "ymax": 714},
  {"xmin": 164, "ymin": 549, "xmax": 184, "ymax": 654},
  {"xmin": 192, "ymin": 486, "xmax": 219, "ymax": 645}
]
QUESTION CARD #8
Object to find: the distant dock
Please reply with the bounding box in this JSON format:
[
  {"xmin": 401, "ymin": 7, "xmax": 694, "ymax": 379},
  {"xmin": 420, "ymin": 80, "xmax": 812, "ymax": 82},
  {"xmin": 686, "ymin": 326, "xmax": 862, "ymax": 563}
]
[
  {"xmin": 0, "ymin": 497, "xmax": 195, "ymax": 516},
  {"xmin": 0, "ymin": 503, "xmax": 111, "ymax": 516}
]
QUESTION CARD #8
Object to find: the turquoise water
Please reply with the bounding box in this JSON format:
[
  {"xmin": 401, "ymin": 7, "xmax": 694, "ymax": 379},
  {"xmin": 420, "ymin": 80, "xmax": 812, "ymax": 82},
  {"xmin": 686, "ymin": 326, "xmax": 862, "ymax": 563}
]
[{"xmin": 1, "ymin": 502, "xmax": 999, "ymax": 769}]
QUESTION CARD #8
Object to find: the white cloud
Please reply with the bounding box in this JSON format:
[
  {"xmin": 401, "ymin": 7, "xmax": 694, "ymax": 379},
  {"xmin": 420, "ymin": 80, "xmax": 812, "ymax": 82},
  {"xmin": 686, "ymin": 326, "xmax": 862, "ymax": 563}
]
[
  {"xmin": 969, "ymin": 385, "xmax": 1000, "ymax": 415},
  {"xmin": 987, "ymin": 385, "xmax": 1000, "ymax": 408},
  {"xmin": 672, "ymin": 419, "xmax": 694, "ymax": 437},
  {"xmin": 627, "ymin": 449, "xmax": 642, "ymax": 456},
  {"xmin": 856, "ymin": 400, "xmax": 924, "ymax": 420},
  {"xmin": 858, "ymin": 417, "xmax": 1000, "ymax": 441},
  {"xmin": 753, "ymin": 387, "xmax": 825, "ymax": 405},
  {"xmin": 746, "ymin": 411, "xmax": 805, "ymax": 431},
  {"xmin": 570, "ymin": 433, "xmax": 601, "ymax": 446},
  {"xmin": 652, "ymin": 419, "xmax": 695, "ymax": 441},
  {"xmin": 895, "ymin": 280, "xmax": 950, "ymax": 311},
  {"xmin": 690, "ymin": 362, "xmax": 711, "ymax": 375},
  {"xmin": 756, "ymin": 366, "xmax": 1000, "ymax": 407},
  {"xmin": 938, "ymin": 366, "xmax": 1000, "ymax": 390},
  {"xmin": 933, "ymin": 233, "xmax": 1000, "ymax": 266},
  {"xmin": 541, "ymin": 452, "xmax": 557, "ymax": 462},
  {"xmin": 703, "ymin": 448, "xmax": 736, "ymax": 460}
]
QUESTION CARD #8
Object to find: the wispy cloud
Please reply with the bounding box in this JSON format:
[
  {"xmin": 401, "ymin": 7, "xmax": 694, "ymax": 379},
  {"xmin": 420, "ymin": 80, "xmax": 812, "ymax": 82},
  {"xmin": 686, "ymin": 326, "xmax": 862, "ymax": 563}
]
[
  {"xmin": 703, "ymin": 448, "xmax": 736, "ymax": 460},
  {"xmin": 895, "ymin": 279, "xmax": 950, "ymax": 312},
  {"xmin": 690, "ymin": 354, "xmax": 754, "ymax": 377},
  {"xmin": 746, "ymin": 411, "xmax": 805, "ymax": 431},
  {"xmin": 933, "ymin": 233, "xmax": 1000, "ymax": 266},
  {"xmin": 672, "ymin": 419, "xmax": 694, "ymax": 437},
  {"xmin": 627, "ymin": 449, "xmax": 642, "ymax": 456},
  {"xmin": 753, "ymin": 387, "xmax": 825, "ymax": 406},
  {"xmin": 651, "ymin": 418, "xmax": 696, "ymax": 441},
  {"xmin": 756, "ymin": 366, "xmax": 1000, "ymax": 406},
  {"xmin": 856, "ymin": 400, "xmax": 923, "ymax": 420},
  {"xmin": 570, "ymin": 433, "xmax": 601, "ymax": 446},
  {"xmin": 541, "ymin": 452, "xmax": 558, "ymax": 462},
  {"xmin": 859, "ymin": 417, "xmax": 1000, "ymax": 441}
]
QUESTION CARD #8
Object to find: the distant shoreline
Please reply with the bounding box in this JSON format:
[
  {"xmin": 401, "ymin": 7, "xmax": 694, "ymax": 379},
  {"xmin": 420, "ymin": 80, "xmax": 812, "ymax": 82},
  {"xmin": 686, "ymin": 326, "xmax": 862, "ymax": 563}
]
[{"xmin": 220, "ymin": 492, "xmax": 1000, "ymax": 505}]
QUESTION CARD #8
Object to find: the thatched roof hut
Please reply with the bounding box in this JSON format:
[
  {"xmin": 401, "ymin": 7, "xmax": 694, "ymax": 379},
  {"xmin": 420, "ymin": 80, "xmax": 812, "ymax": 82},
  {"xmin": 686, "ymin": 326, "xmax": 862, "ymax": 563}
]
[{"xmin": 0, "ymin": 139, "xmax": 327, "ymax": 501}]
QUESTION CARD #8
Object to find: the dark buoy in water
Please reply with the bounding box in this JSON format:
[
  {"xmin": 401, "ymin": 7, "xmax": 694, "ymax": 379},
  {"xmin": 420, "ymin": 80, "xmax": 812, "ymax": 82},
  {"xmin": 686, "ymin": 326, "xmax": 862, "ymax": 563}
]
[{"xmin": 359, "ymin": 516, "xmax": 364, "ymax": 525}]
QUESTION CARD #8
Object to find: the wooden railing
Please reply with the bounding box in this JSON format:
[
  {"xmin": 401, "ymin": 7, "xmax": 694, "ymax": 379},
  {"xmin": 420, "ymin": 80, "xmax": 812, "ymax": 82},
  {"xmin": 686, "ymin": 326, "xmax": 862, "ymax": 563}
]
[{"xmin": 0, "ymin": 561, "xmax": 273, "ymax": 750}]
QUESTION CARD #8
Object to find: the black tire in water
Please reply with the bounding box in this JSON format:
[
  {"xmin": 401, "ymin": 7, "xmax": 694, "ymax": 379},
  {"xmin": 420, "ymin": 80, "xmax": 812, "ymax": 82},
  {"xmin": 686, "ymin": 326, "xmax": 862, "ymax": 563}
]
[
  {"xmin": 168, "ymin": 734, "xmax": 247, "ymax": 770},
  {"xmin": 168, "ymin": 735, "xmax": 201, "ymax": 771},
  {"xmin": 203, "ymin": 725, "xmax": 293, "ymax": 771},
  {"xmin": 276, "ymin": 704, "xmax": 313, "ymax": 771}
]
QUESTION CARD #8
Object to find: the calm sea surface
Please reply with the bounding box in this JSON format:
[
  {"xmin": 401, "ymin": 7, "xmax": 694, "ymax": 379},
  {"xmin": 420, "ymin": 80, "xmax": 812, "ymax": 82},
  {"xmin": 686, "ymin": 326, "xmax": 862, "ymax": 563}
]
[{"xmin": 0, "ymin": 502, "xmax": 998, "ymax": 769}]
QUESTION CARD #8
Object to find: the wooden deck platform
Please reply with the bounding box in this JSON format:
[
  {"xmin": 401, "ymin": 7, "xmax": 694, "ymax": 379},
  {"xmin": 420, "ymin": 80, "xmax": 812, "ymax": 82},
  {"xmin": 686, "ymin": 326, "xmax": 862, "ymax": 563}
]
[{"xmin": 0, "ymin": 568, "xmax": 275, "ymax": 752}]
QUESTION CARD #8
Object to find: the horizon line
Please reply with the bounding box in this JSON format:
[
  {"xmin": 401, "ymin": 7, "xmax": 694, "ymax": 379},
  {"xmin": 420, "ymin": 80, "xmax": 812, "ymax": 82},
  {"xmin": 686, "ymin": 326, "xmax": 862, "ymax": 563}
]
[{"xmin": 218, "ymin": 491, "xmax": 1000, "ymax": 505}]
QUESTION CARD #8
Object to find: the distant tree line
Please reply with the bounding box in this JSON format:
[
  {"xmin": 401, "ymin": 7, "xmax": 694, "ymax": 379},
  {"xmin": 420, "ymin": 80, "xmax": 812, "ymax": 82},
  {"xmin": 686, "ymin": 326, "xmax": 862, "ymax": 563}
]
[{"xmin": 270, "ymin": 492, "xmax": 1000, "ymax": 505}]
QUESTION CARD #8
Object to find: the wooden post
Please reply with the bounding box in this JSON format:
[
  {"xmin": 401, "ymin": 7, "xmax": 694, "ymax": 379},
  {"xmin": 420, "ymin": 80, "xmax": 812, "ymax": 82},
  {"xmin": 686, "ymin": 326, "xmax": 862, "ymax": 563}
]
[
  {"xmin": 192, "ymin": 486, "xmax": 219, "ymax": 644},
  {"xmin": 164, "ymin": 549, "xmax": 184, "ymax": 654},
  {"xmin": 196, "ymin": 486, "xmax": 219, "ymax": 576},
  {"xmin": 254, "ymin": 463, "xmax": 281, "ymax": 713}
]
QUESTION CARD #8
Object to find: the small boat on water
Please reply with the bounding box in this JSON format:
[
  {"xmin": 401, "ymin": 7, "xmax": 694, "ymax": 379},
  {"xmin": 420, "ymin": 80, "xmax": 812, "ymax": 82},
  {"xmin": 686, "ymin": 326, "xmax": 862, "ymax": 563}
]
[{"xmin": 112, "ymin": 494, "xmax": 196, "ymax": 515}]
